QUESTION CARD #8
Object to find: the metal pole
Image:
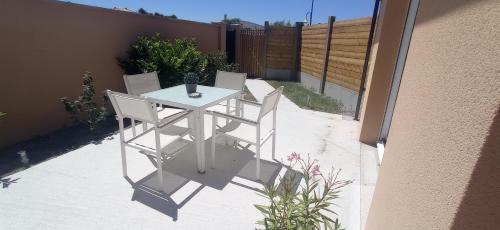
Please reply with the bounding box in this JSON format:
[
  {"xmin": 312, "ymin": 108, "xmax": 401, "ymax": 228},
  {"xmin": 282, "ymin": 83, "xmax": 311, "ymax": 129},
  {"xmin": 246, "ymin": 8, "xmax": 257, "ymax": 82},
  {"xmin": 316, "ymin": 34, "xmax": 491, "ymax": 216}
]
[
  {"xmin": 354, "ymin": 0, "xmax": 381, "ymax": 120},
  {"xmin": 309, "ymin": 0, "xmax": 314, "ymax": 25}
]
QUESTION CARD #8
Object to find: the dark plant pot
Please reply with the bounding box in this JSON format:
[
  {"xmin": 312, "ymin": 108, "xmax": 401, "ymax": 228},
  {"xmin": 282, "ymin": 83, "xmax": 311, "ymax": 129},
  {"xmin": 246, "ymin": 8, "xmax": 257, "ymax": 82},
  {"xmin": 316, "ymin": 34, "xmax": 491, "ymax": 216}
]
[{"xmin": 185, "ymin": 84, "xmax": 197, "ymax": 94}]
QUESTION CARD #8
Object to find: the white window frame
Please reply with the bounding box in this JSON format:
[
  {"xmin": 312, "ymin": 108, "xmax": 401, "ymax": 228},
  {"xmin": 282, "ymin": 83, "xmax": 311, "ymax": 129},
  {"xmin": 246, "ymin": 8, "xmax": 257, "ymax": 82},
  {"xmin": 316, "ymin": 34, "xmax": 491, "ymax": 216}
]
[{"xmin": 377, "ymin": 0, "xmax": 420, "ymax": 164}]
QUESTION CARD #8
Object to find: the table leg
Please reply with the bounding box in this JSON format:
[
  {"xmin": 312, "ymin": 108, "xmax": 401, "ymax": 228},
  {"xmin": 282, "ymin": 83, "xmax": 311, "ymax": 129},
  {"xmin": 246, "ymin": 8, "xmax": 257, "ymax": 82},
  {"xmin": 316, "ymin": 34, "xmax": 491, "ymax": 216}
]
[
  {"xmin": 235, "ymin": 98, "xmax": 241, "ymax": 117},
  {"xmin": 194, "ymin": 109, "xmax": 206, "ymax": 173}
]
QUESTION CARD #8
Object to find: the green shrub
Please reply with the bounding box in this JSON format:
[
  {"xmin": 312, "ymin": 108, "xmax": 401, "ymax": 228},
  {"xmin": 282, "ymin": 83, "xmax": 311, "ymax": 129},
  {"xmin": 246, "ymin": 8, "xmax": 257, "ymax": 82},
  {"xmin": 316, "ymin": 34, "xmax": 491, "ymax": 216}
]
[
  {"xmin": 60, "ymin": 72, "xmax": 110, "ymax": 130},
  {"xmin": 202, "ymin": 52, "xmax": 239, "ymax": 86},
  {"xmin": 118, "ymin": 35, "xmax": 238, "ymax": 88},
  {"xmin": 118, "ymin": 35, "xmax": 206, "ymax": 87}
]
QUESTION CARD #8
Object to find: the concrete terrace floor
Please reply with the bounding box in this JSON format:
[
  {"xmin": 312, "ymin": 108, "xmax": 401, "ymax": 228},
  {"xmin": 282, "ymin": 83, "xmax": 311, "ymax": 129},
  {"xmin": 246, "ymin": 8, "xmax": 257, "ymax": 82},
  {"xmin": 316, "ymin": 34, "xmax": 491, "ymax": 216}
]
[{"xmin": 0, "ymin": 79, "xmax": 378, "ymax": 230}]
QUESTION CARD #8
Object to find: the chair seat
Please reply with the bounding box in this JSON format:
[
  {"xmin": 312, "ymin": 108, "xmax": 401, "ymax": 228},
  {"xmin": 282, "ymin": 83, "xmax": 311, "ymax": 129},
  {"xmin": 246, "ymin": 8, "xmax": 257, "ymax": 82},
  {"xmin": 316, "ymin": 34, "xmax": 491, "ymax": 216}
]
[{"xmin": 129, "ymin": 125, "xmax": 191, "ymax": 153}]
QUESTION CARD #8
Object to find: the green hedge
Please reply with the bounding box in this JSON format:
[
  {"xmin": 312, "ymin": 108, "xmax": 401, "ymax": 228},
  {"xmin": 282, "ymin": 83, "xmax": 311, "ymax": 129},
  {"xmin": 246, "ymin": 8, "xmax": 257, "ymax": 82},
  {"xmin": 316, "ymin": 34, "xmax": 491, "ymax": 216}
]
[{"xmin": 118, "ymin": 34, "xmax": 238, "ymax": 88}]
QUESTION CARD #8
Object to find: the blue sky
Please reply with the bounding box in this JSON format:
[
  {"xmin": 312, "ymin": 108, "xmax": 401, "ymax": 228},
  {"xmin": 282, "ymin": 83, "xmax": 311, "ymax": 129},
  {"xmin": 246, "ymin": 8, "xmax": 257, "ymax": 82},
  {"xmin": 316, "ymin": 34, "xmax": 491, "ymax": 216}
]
[{"xmin": 64, "ymin": 0, "xmax": 374, "ymax": 24}]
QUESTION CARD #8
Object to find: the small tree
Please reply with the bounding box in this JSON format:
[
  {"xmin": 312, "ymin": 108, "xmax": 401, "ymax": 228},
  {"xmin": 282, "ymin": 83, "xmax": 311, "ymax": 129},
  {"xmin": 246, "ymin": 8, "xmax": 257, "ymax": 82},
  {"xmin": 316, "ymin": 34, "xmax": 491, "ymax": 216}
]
[
  {"xmin": 60, "ymin": 72, "xmax": 109, "ymax": 130},
  {"xmin": 222, "ymin": 14, "xmax": 241, "ymax": 24},
  {"xmin": 138, "ymin": 8, "xmax": 149, "ymax": 15},
  {"xmin": 272, "ymin": 20, "xmax": 292, "ymax": 27}
]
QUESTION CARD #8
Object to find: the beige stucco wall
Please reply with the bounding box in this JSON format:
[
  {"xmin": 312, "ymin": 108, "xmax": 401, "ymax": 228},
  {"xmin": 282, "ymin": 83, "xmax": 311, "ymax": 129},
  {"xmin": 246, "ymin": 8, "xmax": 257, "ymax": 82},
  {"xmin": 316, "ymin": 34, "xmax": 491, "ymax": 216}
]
[
  {"xmin": 366, "ymin": 0, "xmax": 500, "ymax": 229},
  {"xmin": 0, "ymin": 0, "xmax": 224, "ymax": 149},
  {"xmin": 358, "ymin": 0, "xmax": 410, "ymax": 145}
]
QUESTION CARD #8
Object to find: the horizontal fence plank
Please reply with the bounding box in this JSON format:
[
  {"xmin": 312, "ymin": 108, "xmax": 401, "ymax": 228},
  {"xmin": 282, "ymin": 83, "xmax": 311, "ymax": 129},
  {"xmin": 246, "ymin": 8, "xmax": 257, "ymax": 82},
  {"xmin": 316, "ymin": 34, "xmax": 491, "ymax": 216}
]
[
  {"xmin": 329, "ymin": 62, "xmax": 364, "ymax": 73},
  {"xmin": 331, "ymin": 31, "xmax": 370, "ymax": 39},
  {"xmin": 301, "ymin": 51, "xmax": 324, "ymax": 58},
  {"xmin": 331, "ymin": 38, "xmax": 369, "ymax": 46},
  {"xmin": 327, "ymin": 67, "xmax": 362, "ymax": 79},
  {"xmin": 300, "ymin": 56, "xmax": 324, "ymax": 65},
  {"xmin": 302, "ymin": 24, "xmax": 328, "ymax": 30},
  {"xmin": 332, "ymin": 25, "xmax": 371, "ymax": 33},
  {"xmin": 331, "ymin": 45, "xmax": 368, "ymax": 53},
  {"xmin": 301, "ymin": 59, "xmax": 323, "ymax": 67},
  {"xmin": 329, "ymin": 56, "xmax": 365, "ymax": 66},
  {"xmin": 301, "ymin": 34, "xmax": 325, "ymax": 40},
  {"xmin": 302, "ymin": 30, "xmax": 327, "ymax": 36},
  {"xmin": 301, "ymin": 43, "xmax": 326, "ymax": 49},
  {"xmin": 329, "ymin": 50, "xmax": 366, "ymax": 59},
  {"xmin": 301, "ymin": 39, "xmax": 325, "ymax": 45},
  {"xmin": 333, "ymin": 17, "xmax": 371, "ymax": 27}
]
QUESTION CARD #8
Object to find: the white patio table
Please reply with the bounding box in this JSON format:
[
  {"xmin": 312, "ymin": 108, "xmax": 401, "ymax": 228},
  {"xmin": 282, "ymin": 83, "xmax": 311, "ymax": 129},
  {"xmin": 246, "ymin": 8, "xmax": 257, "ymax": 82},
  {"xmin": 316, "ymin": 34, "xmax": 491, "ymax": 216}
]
[{"xmin": 142, "ymin": 84, "xmax": 240, "ymax": 173}]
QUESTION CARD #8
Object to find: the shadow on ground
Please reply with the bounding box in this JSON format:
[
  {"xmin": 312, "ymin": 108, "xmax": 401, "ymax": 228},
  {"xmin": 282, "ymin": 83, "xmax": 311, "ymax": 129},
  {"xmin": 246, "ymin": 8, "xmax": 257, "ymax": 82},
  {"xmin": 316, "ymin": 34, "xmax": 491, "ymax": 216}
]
[
  {"xmin": 0, "ymin": 117, "xmax": 124, "ymax": 178},
  {"xmin": 126, "ymin": 141, "xmax": 286, "ymax": 220}
]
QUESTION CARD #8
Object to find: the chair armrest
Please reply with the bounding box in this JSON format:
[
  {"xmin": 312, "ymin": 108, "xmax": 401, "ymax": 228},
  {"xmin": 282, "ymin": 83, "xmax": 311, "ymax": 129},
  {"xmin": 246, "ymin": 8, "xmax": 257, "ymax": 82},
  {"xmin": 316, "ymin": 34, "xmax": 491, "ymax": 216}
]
[
  {"xmin": 212, "ymin": 111, "xmax": 258, "ymax": 125},
  {"xmin": 237, "ymin": 99, "xmax": 261, "ymax": 107}
]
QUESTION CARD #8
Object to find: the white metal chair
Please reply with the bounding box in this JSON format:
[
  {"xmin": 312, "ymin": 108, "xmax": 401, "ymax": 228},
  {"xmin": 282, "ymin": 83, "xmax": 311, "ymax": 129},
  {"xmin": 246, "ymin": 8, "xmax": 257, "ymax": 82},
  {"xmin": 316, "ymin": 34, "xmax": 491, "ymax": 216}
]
[
  {"xmin": 107, "ymin": 90, "xmax": 192, "ymax": 192},
  {"xmin": 212, "ymin": 70, "xmax": 247, "ymax": 115},
  {"xmin": 211, "ymin": 86, "xmax": 284, "ymax": 180},
  {"xmin": 123, "ymin": 72, "xmax": 185, "ymax": 136}
]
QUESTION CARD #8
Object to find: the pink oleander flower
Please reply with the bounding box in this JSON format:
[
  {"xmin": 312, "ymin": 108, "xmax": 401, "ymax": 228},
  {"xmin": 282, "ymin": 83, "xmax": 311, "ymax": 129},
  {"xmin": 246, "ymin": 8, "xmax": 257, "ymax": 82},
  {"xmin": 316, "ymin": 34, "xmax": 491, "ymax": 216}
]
[
  {"xmin": 310, "ymin": 164, "xmax": 321, "ymax": 176},
  {"xmin": 287, "ymin": 152, "xmax": 301, "ymax": 162}
]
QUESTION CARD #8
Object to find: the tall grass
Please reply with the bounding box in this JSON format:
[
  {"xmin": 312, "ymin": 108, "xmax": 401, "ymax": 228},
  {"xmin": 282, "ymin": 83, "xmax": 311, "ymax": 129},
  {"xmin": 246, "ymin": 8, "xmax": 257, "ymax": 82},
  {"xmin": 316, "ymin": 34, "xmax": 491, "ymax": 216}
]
[{"xmin": 266, "ymin": 81, "xmax": 343, "ymax": 114}]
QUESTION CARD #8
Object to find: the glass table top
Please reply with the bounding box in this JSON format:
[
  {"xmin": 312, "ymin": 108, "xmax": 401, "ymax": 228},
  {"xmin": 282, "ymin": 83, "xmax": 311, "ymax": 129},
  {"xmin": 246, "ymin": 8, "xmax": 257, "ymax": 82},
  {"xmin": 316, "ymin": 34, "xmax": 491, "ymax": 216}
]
[{"xmin": 142, "ymin": 85, "xmax": 239, "ymax": 108}]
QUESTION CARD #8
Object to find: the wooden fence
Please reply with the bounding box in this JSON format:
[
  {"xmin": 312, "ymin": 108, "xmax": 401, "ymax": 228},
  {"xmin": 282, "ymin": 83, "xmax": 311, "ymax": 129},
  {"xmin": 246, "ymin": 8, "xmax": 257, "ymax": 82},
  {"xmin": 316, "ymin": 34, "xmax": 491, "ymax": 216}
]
[
  {"xmin": 266, "ymin": 27, "xmax": 296, "ymax": 70},
  {"xmin": 301, "ymin": 17, "xmax": 372, "ymax": 91},
  {"xmin": 300, "ymin": 24, "xmax": 328, "ymax": 79},
  {"xmin": 236, "ymin": 29, "xmax": 266, "ymax": 78},
  {"xmin": 234, "ymin": 16, "xmax": 371, "ymax": 91}
]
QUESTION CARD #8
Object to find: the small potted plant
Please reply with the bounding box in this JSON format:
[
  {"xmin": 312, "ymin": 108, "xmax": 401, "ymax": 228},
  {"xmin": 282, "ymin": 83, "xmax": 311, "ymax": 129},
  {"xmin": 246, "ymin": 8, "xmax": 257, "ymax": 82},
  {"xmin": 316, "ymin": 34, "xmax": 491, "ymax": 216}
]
[{"xmin": 184, "ymin": 72, "xmax": 199, "ymax": 94}]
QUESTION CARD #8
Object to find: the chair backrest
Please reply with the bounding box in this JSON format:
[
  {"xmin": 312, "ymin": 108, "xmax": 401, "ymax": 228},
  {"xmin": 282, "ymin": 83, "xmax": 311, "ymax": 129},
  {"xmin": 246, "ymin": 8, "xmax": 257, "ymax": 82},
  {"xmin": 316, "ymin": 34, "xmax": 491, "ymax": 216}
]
[
  {"xmin": 215, "ymin": 70, "xmax": 247, "ymax": 92},
  {"xmin": 258, "ymin": 86, "xmax": 284, "ymax": 120},
  {"xmin": 107, "ymin": 90, "xmax": 157, "ymax": 123},
  {"xmin": 123, "ymin": 72, "xmax": 161, "ymax": 96}
]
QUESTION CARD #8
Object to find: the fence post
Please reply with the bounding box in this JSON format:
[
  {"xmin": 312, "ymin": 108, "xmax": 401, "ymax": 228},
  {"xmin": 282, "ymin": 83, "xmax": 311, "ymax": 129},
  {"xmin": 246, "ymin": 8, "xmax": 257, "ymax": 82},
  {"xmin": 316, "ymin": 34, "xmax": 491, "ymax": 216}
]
[
  {"xmin": 319, "ymin": 16, "xmax": 335, "ymax": 94},
  {"xmin": 262, "ymin": 21, "xmax": 270, "ymax": 79},
  {"xmin": 235, "ymin": 26, "xmax": 242, "ymax": 66},
  {"xmin": 292, "ymin": 22, "xmax": 303, "ymax": 82}
]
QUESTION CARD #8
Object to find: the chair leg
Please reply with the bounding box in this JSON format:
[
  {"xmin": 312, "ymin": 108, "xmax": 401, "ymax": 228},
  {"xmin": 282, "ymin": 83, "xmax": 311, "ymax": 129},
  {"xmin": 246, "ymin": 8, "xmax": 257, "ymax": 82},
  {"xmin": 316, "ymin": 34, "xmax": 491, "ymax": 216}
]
[
  {"xmin": 241, "ymin": 103, "xmax": 245, "ymax": 117},
  {"xmin": 118, "ymin": 118, "xmax": 127, "ymax": 177},
  {"xmin": 211, "ymin": 114, "xmax": 216, "ymax": 169},
  {"xmin": 256, "ymin": 143, "xmax": 261, "ymax": 180},
  {"xmin": 256, "ymin": 125, "xmax": 261, "ymax": 180},
  {"xmin": 131, "ymin": 119, "xmax": 137, "ymax": 137},
  {"xmin": 272, "ymin": 110, "xmax": 277, "ymax": 159},
  {"xmin": 154, "ymin": 128, "xmax": 164, "ymax": 192},
  {"xmin": 225, "ymin": 99, "xmax": 230, "ymax": 124},
  {"xmin": 142, "ymin": 122, "xmax": 147, "ymax": 132},
  {"xmin": 272, "ymin": 131, "xmax": 276, "ymax": 160}
]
